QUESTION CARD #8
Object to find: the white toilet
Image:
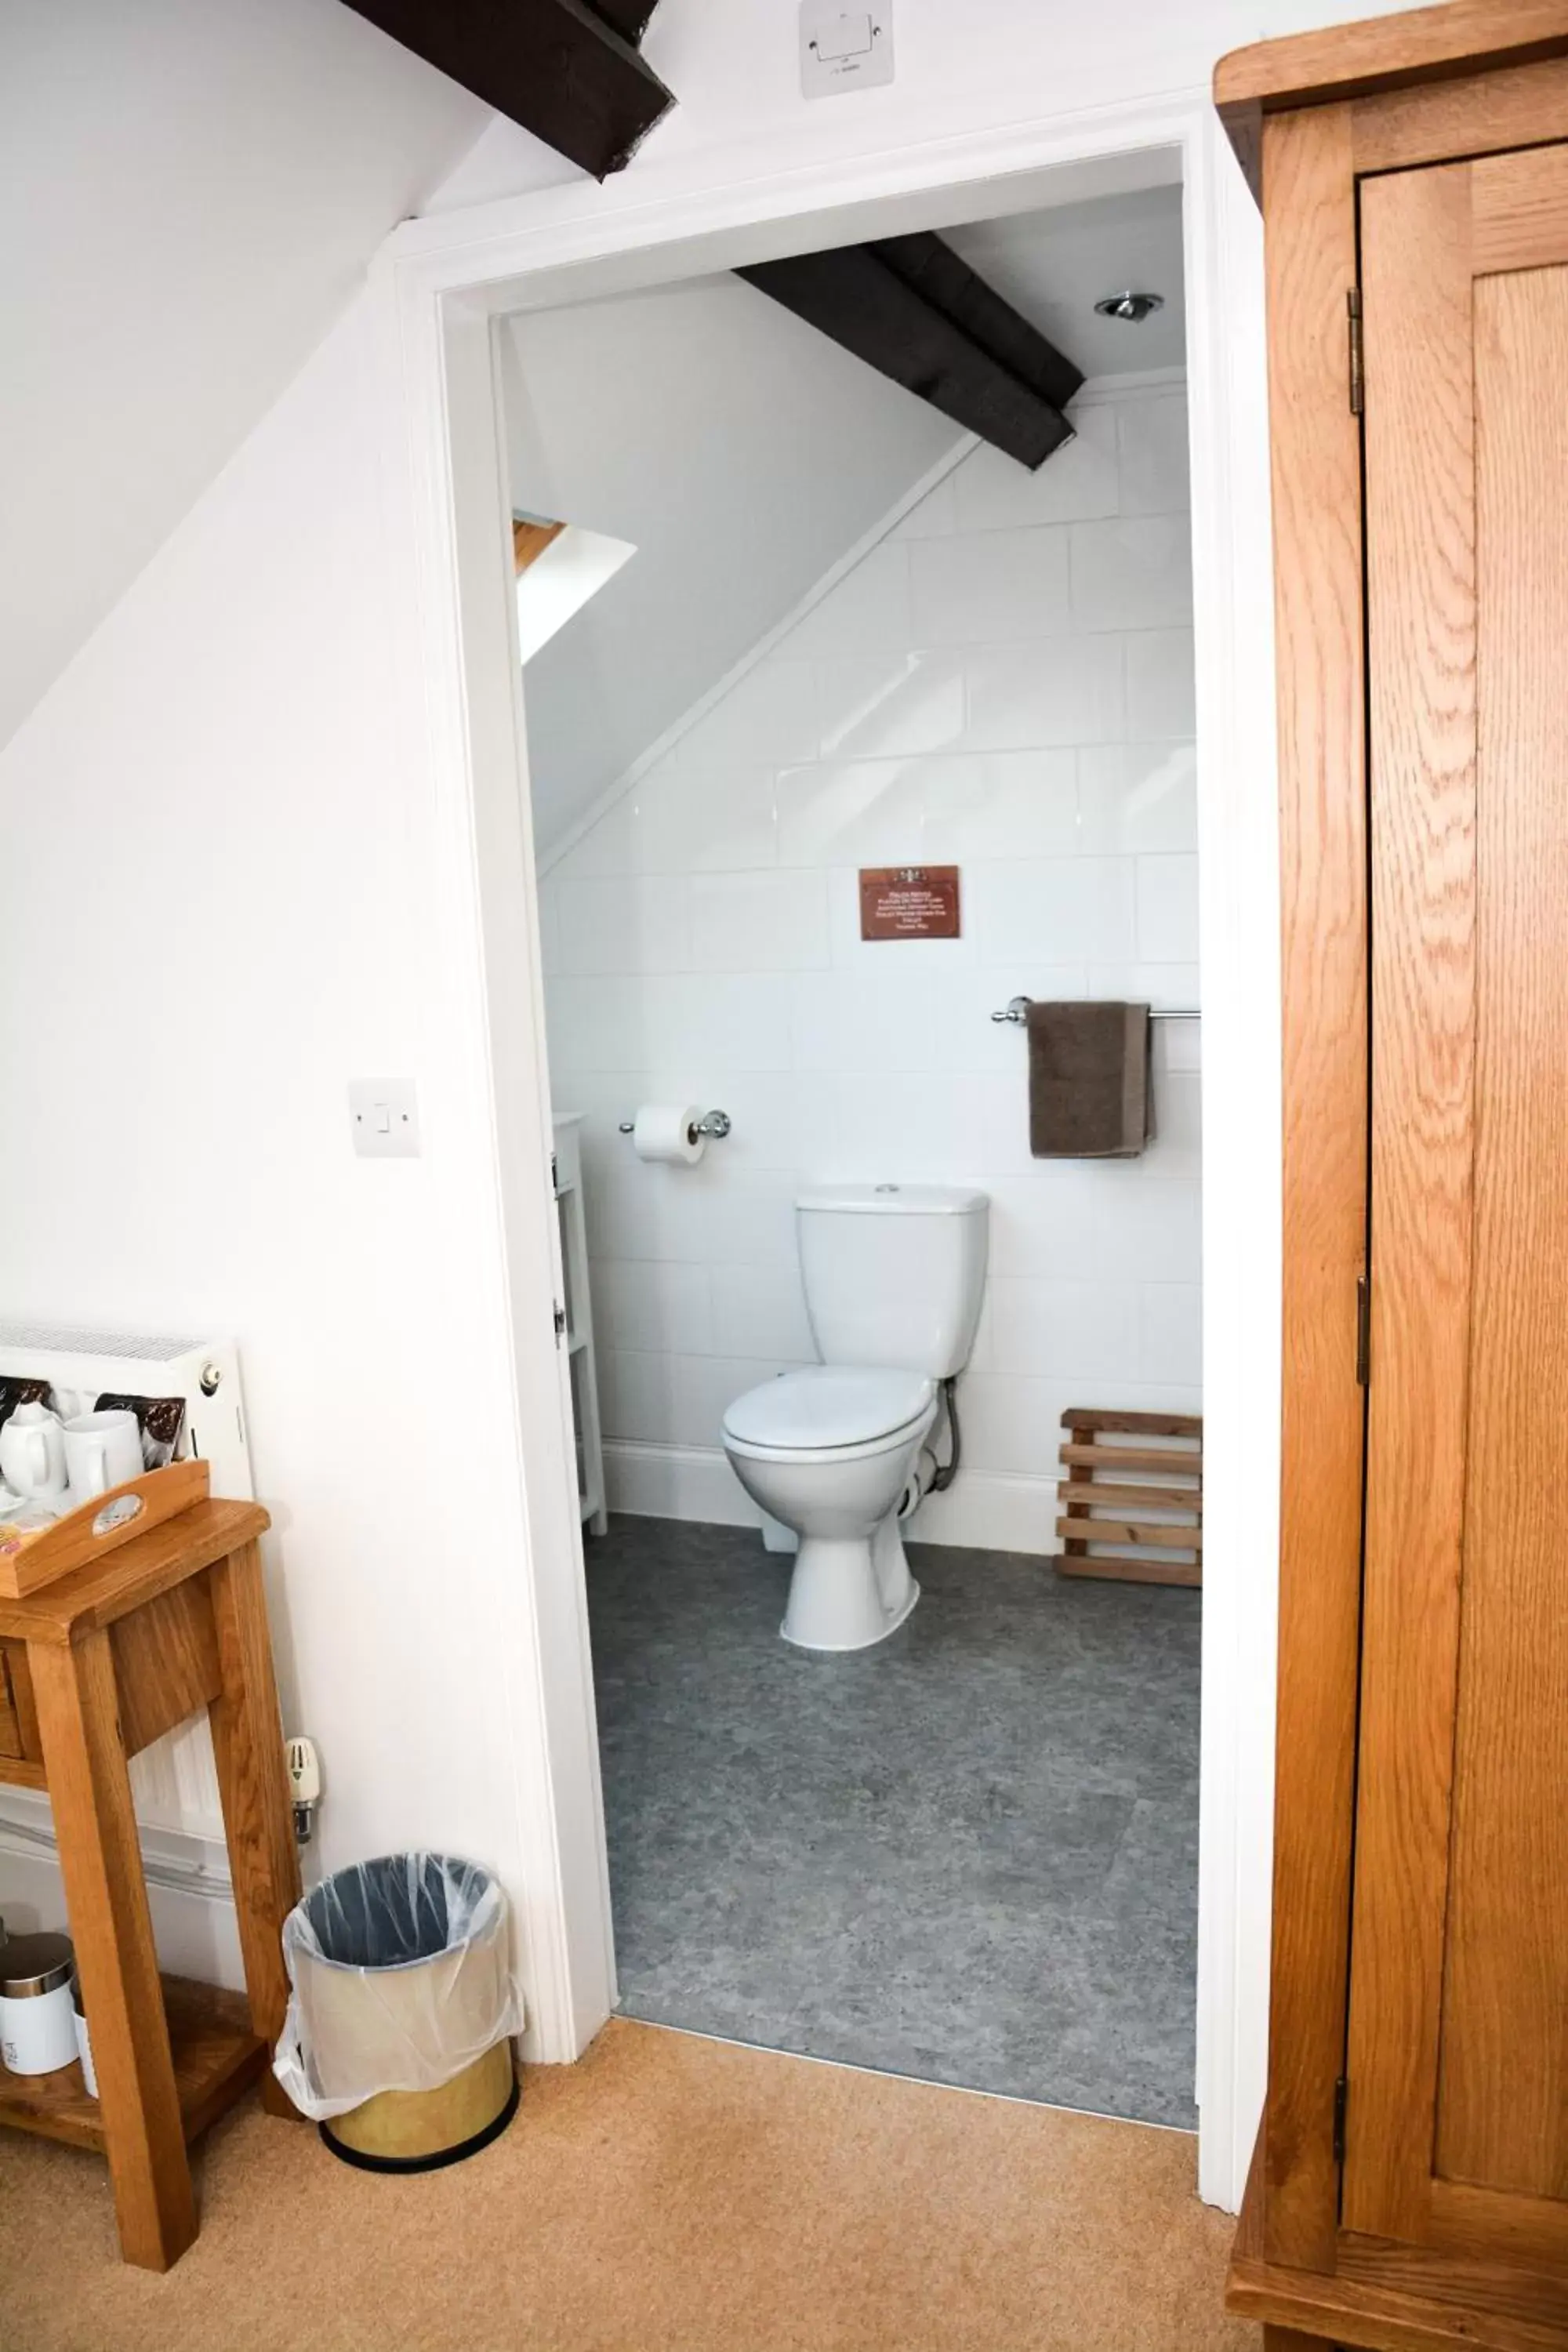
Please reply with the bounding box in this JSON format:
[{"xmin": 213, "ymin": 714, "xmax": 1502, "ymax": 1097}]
[{"xmin": 721, "ymin": 1184, "xmax": 989, "ymax": 1651}]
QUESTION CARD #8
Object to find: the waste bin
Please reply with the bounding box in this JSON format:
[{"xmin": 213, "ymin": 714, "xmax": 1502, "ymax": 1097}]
[{"xmin": 274, "ymin": 1853, "xmax": 524, "ymax": 2172}]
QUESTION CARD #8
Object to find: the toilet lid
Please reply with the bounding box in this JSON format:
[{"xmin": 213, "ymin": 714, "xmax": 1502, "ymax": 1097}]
[{"xmin": 723, "ymin": 1367, "xmax": 935, "ymax": 1451}]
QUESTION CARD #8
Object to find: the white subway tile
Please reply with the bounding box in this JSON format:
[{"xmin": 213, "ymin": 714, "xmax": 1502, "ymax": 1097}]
[
  {"xmin": 599, "ymin": 1348, "xmax": 682, "ymax": 1445},
  {"xmin": 550, "ymin": 760, "xmax": 673, "ymax": 877},
  {"xmin": 813, "ymin": 1071, "xmax": 993, "ymax": 1182},
  {"xmin": 1076, "ymin": 742, "xmax": 1197, "ymax": 855},
  {"xmin": 786, "ymin": 543, "xmax": 913, "ymax": 657},
  {"xmin": 888, "ymin": 470, "xmax": 958, "ymax": 539},
  {"xmin": 546, "ymin": 383, "xmax": 1206, "ymax": 1519},
  {"xmin": 682, "ymin": 659, "xmax": 818, "ymax": 769},
  {"xmin": 689, "ymin": 869, "xmax": 830, "ymax": 972},
  {"xmin": 790, "ymin": 969, "xmax": 957, "ymax": 1073},
  {"xmin": 908, "ymin": 526, "xmax": 1069, "ymax": 645},
  {"xmin": 987, "ymin": 1276, "xmax": 1141, "ymax": 1381},
  {"xmin": 775, "ymin": 758, "xmax": 927, "ymax": 867},
  {"xmin": 551, "ymin": 874, "xmax": 691, "ymax": 975},
  {"xmin": 697, "ymin": 1171, "xmax": 802, "ymax": 1267},
  {"xmin": 710, "ymin": 1261, "xmax": 816, "ymax": 1359},
  {"xmin": 816, "ymin": 651, "xmax": 967, "ymax": 758},
  {"xmin": 643, "ymin": 974, "xmax": 798, "ymax": 1073},
  {"xmin": 546, "ymin": 977, "xmax": 655, "ymax": 1073},
  {"xmin": 1146, "ymin": 1068, "xmax": 1202, "ymax": 1175},
  {"xmin": 1126, "ymin": 629, "xmax": 1196, "ymax": 739},
  {"xmin": 964, "ymin": 637, "xmax": 1124, "ymax": 749},
  {"xmin": 1117, "ymin": 394, "xmax": 1191, "ymax": 516},
  {"xmin": 956, "ymin": 1374, "xmax": 1082, "ymax": 1476},
  {"xmin": 920, "ymin": 750, "xmax": 1079, "ymax": 861},
  {"xmin": 953, "ymin": 405, "xmax": 1118, "ymax": 529},
  {"xmin": 967, "ymin": 858, "xmax": 1137, "ymax": 964},
  {"xmin": 596, "ymin": 1258, "xmax": 715, "ymax": 1356},
  {"xmin": 1070, "ymin": 515, "xmax": 1193, "ymax": 632},
  {"xmin": 640, "ymin": 760, "xmax": 779, "ymax": 873},
  {"xmin": 1139, "ymin": 1283, "xmax": 1203, "ymax": 1385},
  {"xmin": 982, "ymin": 1172, "xmax": 1105, "ymax": 1279},
  {"xmin": 535, "ymin": 877, "xmax": 562, "ymax": 975},
  {"xmin": 1135, "ymin": 854, "xmax": 1200, "ymax": 964},
  {"xmin": 1102, "ymin": 1182, "xmax": 1203, "ymax": 1283}
]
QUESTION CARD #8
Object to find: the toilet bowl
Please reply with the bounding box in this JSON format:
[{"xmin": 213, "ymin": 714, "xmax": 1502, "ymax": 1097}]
[
  {"xmin": 722, "ymin": 1367, "xmax": 938, "ymax": 1650},
  {"xmin": 720, "ymin": 1183, "xmax": 989, "ymax": 1654}
]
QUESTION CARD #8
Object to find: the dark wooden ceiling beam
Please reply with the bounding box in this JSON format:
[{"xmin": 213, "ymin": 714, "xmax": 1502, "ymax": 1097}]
[
  {"xmin": 342, "ymin": 0, "xmax": 675, "ymax": 181},
  {"xmin": 583, "ymin": 0, "xmax": 662, "ymax": 41},
  {"xmin": 738, "ymin": 238, "xmax": 1083, "ymax": 471}
]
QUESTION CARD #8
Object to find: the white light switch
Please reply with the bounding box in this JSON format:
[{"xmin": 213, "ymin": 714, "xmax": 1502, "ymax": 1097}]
[
  {"xmin": 349, "ymin": 1080, "xmax": 421, "ymax": 1159},
  {"xmin": 800, "ymin": 4, "xmax": 892, "ymax": 96}
]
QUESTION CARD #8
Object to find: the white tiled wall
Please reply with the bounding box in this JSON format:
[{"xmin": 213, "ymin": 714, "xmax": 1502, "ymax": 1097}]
[{"xmin": 539, "ymin": 377, "xmax": 1201, "ymax": 1552}]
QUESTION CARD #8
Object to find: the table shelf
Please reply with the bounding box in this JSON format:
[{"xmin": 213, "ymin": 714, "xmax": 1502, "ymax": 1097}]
[{"xmin": 0, "ymin": 1974, "xmax": 266, "ymax": 2155}]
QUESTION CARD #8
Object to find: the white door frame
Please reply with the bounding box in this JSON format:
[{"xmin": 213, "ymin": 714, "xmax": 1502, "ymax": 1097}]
[{"xmin": 372, "ymin": 85, "xmax": 1280, "ymax": 2212}]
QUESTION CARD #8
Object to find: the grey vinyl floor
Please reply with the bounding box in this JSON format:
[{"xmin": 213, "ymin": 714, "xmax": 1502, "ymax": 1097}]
[{"xmin": 585, "ymin": 1515, "xmax": 1200, "ymax": 2129}]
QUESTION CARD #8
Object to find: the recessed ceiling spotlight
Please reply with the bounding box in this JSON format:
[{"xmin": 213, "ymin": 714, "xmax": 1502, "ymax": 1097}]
[{"xmin": 1094, "ymin": 290, "xmax": 1165, "ymax": 323}]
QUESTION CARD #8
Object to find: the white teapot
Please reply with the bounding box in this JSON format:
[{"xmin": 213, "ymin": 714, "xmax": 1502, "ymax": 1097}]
[{"xmin": 0, "ymin": 1401, "xmax": 69, "ymax": 1505}]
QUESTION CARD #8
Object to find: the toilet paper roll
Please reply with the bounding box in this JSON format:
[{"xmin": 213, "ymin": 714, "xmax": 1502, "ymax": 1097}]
[{"xmin": 632, "ymin": 1104, "xmax": 706, "ymax": 1166}]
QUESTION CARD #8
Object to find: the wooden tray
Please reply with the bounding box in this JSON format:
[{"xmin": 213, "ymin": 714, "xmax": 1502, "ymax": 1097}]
[
  {"xmin": 1052, "ymin": 1407, "xmax": 1203, "ymax": 1588},
  {"xmin": 0, "ymin": 1460, "xmax": 209, "ymax": 1599}
]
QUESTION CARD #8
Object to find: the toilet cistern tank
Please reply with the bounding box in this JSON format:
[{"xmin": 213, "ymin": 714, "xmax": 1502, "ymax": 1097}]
[{"xmin": 797, "ymin": 1185, "xmax": 989, "ymax": 1377}]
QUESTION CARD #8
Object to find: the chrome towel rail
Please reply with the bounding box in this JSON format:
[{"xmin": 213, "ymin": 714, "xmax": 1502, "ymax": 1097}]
[{"xmin": 990, "ymin": 995, "xmax": 1200, "ymax": 1025}]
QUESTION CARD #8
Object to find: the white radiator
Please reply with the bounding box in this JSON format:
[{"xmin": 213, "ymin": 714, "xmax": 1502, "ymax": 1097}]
[{"xmin": 0, "ymin": 1323, "xmax": 252, "ymax": 1843}]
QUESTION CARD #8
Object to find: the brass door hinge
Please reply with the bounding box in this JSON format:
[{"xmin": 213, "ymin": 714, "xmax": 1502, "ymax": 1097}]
[
  {"xmin": 1333, "ymin": 2074, "xmax": 1349, "ymax": 2165},
  {"xmin": 1348, "ymin": 287, "xmax": 1365, "ymax": 416}
]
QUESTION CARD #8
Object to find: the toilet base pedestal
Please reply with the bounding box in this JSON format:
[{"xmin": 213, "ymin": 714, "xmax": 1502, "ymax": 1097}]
[{"xmin": 780, "ymin": 1515, "xmax": 919, "ymax": 1652}]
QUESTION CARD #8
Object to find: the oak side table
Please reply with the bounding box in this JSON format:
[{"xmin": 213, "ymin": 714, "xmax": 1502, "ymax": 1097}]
[{"xmin": 0, "ymin": 1467, "xmax": 302, "ymax": 2268}]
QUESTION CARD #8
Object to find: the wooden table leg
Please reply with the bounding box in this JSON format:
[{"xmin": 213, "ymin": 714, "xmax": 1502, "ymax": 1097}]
[
  {"xmin": 27, "ymin": 1630, "xmax": 196, "ymax": 2271},
  {"xmin": 207, "ymin": 1539, "xmax": 303, "ymax": 2121}
]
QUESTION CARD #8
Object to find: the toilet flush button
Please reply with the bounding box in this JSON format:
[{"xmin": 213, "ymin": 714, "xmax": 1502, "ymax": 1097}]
[{"xmin": 875, "ymin": 1182, "xmax": 900, "ymax": 1192}]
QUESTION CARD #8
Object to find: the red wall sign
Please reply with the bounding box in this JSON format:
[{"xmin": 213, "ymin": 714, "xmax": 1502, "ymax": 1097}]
[{"xmin": 858, "ymin": 866, "xmax": 961, "ymax": 941}]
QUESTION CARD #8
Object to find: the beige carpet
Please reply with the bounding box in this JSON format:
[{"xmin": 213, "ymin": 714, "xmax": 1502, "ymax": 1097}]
[{"xmin": 0, "ymin": 2020, "xmax": 1256, "ymax": 2352}]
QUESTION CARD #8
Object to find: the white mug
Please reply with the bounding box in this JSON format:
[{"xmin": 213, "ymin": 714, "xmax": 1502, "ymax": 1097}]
[
  {"xmin": 62, "ymin": 1410, "xmax": 143, "ymax": 1501},
  {"xmin": 0, "ymin": 1403, "xmax": 68, "ymax": 1504}
]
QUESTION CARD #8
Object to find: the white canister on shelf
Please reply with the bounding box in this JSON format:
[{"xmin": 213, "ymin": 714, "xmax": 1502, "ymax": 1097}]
[
  {"xmin": 73, "ymin": 1976, "xmax": 97, "ymax": 2097},
  {"xmin": 0, "ymin": 1929, "xmax": 78, "ymax": 2075}
]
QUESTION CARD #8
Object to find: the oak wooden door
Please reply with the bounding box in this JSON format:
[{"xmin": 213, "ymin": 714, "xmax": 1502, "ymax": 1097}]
[{"xmin": 1347, "ymin": 140, "xmax": 1568, "ymax": 2263}]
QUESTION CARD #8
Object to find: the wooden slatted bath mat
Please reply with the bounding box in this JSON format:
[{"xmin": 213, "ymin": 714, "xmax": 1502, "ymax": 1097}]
[{"xmin": 1052, "ymin": 1407, "xmax": 1203, "ymax": 1588}]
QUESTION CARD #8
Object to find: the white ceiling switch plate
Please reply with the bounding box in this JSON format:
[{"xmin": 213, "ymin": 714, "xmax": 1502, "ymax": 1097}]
[
  {"xmin": 800, "ymin": 5, "xmax": 892, "ymax": 96},
  {"xmin": 348, "ymin": 1080, "xmax": 421, "ymax": 1159}
]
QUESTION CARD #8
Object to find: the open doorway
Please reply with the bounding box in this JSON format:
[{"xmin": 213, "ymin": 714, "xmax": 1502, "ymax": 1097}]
[{"xmin": 498, "ymin": 182, "xmax": 1204, "ymax": 2129}]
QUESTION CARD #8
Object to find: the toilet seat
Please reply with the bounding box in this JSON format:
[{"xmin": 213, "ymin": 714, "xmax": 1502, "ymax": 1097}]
[{"xmin": 722, "ymin": 1367, "xmax": 935, "ymax": 1461}]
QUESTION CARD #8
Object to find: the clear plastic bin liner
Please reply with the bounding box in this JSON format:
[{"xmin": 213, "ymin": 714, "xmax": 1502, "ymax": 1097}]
[{"xmin": 273, "ymin": 1853, "xmax": 524, "ymax": 2122}]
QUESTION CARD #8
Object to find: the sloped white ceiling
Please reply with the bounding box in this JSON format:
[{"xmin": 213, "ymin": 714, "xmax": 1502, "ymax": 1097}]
[
  {"xmin": 501, "ymin": 273, "xmax": 961, "ymax": 857},
  {"xmin": 0, "ymin": 0, "xmax": 488, "ymax": 752},
  {"xmin": 946, "ymin": 187, "xmax": 1186, "ymax": 378}
]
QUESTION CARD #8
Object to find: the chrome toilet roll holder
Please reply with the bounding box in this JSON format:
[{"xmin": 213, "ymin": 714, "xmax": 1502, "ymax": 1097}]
[{"xmin": 618, "ymin": 1109, "xmax": 732, "ymax": 1143}]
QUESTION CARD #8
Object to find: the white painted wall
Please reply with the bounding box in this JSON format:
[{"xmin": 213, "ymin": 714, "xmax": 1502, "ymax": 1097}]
[
  {"xmin": 424, "ymin": 0, "xmax": 1410, "ymax": 223},
  {"xmin": 0, "ymin": 0, "xmax": 486, "ymax": 752},
  {"xmin": 539, "ymin": 375, "xmax": 1200, "ymax": 1552},
  {"xmin": 0, "ymin": 0, "xmax": 1380, "ymax": 2148},
  {"xmin": 0, "ymin": 287, "xmax": 579, "ymax": 2042},
  {"xmin": 502, "ymin": 278, "xmax": 960, "ymax": 852}
]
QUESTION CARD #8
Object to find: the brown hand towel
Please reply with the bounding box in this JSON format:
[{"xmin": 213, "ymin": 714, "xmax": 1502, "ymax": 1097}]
[{"xmin": 1027, "ymin": 1000, "xmax": 1152, "ymax": 1158}]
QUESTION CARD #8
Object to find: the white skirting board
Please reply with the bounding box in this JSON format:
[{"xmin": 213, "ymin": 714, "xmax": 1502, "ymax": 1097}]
[
  {"xmin": 602, "ymin": 1441, "xmax": 1057, "ymax": 1557},
  {"xmin": 0, "ymin": 1790, "xmax": 244, "ymax": 1990}
]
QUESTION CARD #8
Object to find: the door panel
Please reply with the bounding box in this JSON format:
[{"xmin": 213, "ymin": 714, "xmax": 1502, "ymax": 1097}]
[
  {"xmin": 1436, "ymin": 260, "xmax": 1568, "ymax": 2205},
  {"xmin": 1347, "ymin": 140, "xmax": 1568, "ymax": 2254}
]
